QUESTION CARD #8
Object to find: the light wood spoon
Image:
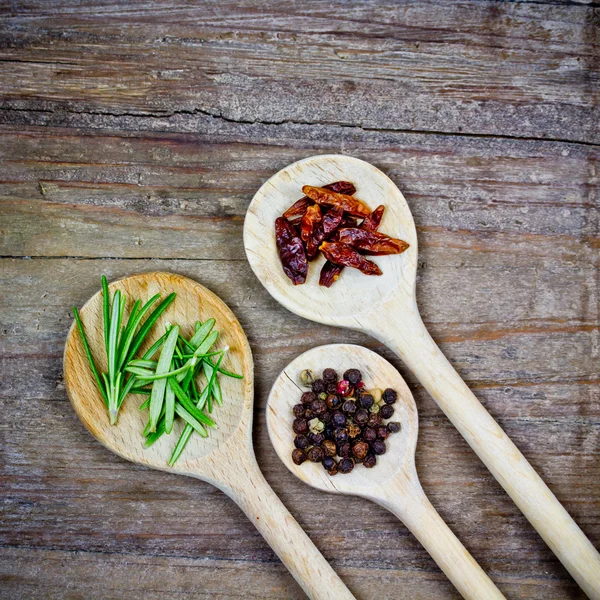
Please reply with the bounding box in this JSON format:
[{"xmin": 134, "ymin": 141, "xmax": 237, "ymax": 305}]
[
  {"xmin": 64, "ymin": 271, "xmax": 356, "ymax": 600},
  {"xmin": 268, "ymin": 343, "xmax": 505, "ymax": 599},
  {"xmin": 244, "ymin": 154, "xmax": 600, "ymax": 599}
]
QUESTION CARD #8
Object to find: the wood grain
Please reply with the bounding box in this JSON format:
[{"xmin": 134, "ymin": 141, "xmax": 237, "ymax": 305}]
[{"xmin": 0, "ymin": 0, "xmax": 598, "ymax": 598}]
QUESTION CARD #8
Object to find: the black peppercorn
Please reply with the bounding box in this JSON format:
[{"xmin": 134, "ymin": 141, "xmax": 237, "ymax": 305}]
[
  {"xmin": 331, "ymin": 411, "xmax": 347, "ymax": 428},
  {"xmin": 322, "ymin": 439, "xmax": 337, "ymax": 457},
  {"xmin": 325, "ymin": 424, "xmax": 335, "ymax": 438},
  {"xmin": 363, "ymin": 427, "xmax": 377, "ymax": 443},
  {"xmin": 322, "ymin": 456, "xmax": 336, "ymax": 470},
  {"xmin": 294, "ymin": 434, "xmax": 310, "ymax": 449},
  {"xmin": 359, "ymin": 394, "xmax": 374, "ymax": 410},
  {"xmin": 311, "ymin": 379, "xmax": 326, "ymax": 394},
  {"xmin": 311, "ymin": 398, "xmax": 327, "ymax": 416},
  {"xmin": 337, "ymin": 442, "xmax": 351, "ymax": 457},
  {"xmin": 293, "ymin": 418, "xmax": 308, "ymax": 434},
  {"xmin": 376, "ymin": 425, "xmax": 389, "ymax": 440},
  {"xmin": 387, "ymin": 421, "xmax": 401, "ymax": 433},
  {"xmin": 326, "ymin": 382, "xmax": 338, "ymax": 394},
  {"xmin": 352, "ymin": 441, "xmax": 369, "ymax": 460},
  {"xmin": 343, "ymin": 369, "xmax": 362, "ymax": 386},
  {"xmin": 333, "ymin": 427, "xmax": 349, "ymax": 444},
  {"xmin": 292, "ymin": 449, "xmax": 307, "ymax": 465},
  {"xmin": 301, "ymin": 391, "xmax": 317, "ymax": 405},
  {"xmin": 338, "ymin": 457, "xmax": 355, "ymax": 474},
  {"xmin": 292, "ymin": 403, "xmax": 306, "ymax": 418},
  {"xmin": 304, "ymin": 409, "xmax": 316, "ymax": 420},
  {"xmin": 323, "ymin": 368, "xmax": 338, "ymax": 383},
  {"xmin": 371, "ymin": 440, "xmax": 386, "ymax": 455},
  {"xmin": 328, "ymin": 462, "xmax": 339, "ymax": 476},
  {"xmin": 367, "ymin": 413, "xmax": 382, "ymax": 428},
  {"xmin": 342, "ymin": 400, "xmax": 357, "ymax": 415},
  {"xmin": 308, "ymin": 432, "xmax": 325, "ymax": 446},
  {"xmin": 363, "ymin": 454, "xmax": 377, "ymax": 469},
  {"xmin": 354, "ymin": 409, "xmax": 369, "ymax": 426},
  {"xmin": 326, "ymin": 394, "xmax": 342, "ymax": 410},
  {"xmin": 322, "ymin": 411, "xmax": 332, "ymax": 424},
  {"xmin": 383, "ymin": 388, "xmax": 397, "ymax": 404},
  {"xmin": 307, "ymin": 446, "xmax": 325, "ymax": 463},
  {"xmin": 380, "ymin": 404, "xmax": 394, "ymax": 419}
]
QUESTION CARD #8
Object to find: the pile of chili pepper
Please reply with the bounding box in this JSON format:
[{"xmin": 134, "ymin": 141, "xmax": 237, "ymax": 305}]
[
  {"xmin": 291, "ymin": 367, "xmax": 401, "ymax": 475},
  {"xmin": 274, "ymin": 182, "xmax": 409, "ymax": 287}
]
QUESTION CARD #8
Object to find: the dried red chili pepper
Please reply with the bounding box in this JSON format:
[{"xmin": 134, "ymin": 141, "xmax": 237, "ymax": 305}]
[
  {"xmin": 319, "ymin": 205, "xmax": 384, "ymax": 287},
  {"xmin": 300, "ymin": 204, "xmax": 323, "ymax": 259},
  {"xmin": 274, "ymin": 217, "xmax": 308, "ymax": 285},
  {"xmin": 337, "ymin": 228, "xmax": 409, "ymax": 255},
  {"xmin": 321, "ymin": 207, "xmax": 344, "ymax": 235},
  {"xmin": 302, "ymin": 186, "xmax": 371, "ymax": 218},
  {"xmin": 362, "ymin": 205, "xmax": 384, "ymax": 232},
  {"xmin": 319, "ymin": 241, "xmax": 382, "ymax": 276},
  {"xmin": 283, "ymin": 181, "xmax": 356, "ymax": 223}
]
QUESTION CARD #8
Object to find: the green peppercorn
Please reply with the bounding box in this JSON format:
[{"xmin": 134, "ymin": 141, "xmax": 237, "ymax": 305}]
[
  {"xmin": 369, "ymin": 403, "xmax": 380, "ymax": 414},
  {"xmin": 299, "ymin": 369, "xmax": 316, "ymax": 388}
]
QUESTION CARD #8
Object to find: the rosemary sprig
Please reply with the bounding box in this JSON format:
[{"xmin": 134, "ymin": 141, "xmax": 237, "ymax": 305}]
[{"xmin": 73, "ymin": 275, "xmax": 176, "ymax": 425}]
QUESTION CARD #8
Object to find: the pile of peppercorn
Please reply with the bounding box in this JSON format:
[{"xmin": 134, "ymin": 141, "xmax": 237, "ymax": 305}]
[{"xmin": 291, "ymin": 367, "xmax": 401, "ymax": 475}]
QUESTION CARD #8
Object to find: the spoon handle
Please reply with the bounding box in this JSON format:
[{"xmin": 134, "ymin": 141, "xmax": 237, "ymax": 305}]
[
  {"xmin": 206, "ymin": 451, "xmax": 356, "ymax": 600},
  {"xmin": 376, "ymin": 305, "xmax": 600, "ymax": 599},
  {"xmin": 375, "ymin": 479, "xmax": 505, "ymax": 600}
]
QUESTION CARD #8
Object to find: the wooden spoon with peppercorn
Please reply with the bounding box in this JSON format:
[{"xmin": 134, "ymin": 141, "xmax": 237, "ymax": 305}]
[
  {"xmin": 245, "ymin": 155, "xmax": 600, "ymax": 599},
  {"xmin": 267, "ymin": 344, "xmax": 505, "ymax": 600},
  {"xmin": 64, "ymin": 272, "xmax": 356, "ymax": 600}
]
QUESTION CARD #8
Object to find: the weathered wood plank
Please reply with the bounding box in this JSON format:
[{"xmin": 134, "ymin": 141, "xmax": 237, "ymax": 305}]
[
  {"xmin": 0, "ymin": 256, "xmax": 598, "ymax": 600},
  {"xmin": 1, "ymin": 1, "xmax": 598, "ymax": 142}
]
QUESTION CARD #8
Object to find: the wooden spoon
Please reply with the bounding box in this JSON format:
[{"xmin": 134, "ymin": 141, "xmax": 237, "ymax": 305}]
[
  {"xmin": 267, "ymin": 344, "xmax": 505, "ymax": 599},
  {"xmin": 64, "ymin": 271, "xmax": 356, "ymax": 600},
  {"xmin": 244, "ymin": 155, "xmax": 600, "ymax": 599}
]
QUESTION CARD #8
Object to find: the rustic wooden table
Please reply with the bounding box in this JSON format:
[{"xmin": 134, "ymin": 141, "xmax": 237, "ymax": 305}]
[{"xmin": 1, "ymin": 2, "xmax": 598, "ymax": 599}]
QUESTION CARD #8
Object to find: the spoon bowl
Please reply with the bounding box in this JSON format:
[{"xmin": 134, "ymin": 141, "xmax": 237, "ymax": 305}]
[
  {"xmin": 64, "ymin": 271, "xmax": 356, "ymax": 600},
  {"xmin": 267, "ymin": 344, "xmax": 417, "ymax": 494},
  {"xmin": 267, "ymin": 343, "xmax": 505, "ymax": 600},
  {"xmin": 245, "ymin": 155, "xmax": 600, "ymax": 599},
  {"xmin": 244, "ymin": 155, "xmax": 417, "ymax": 326}
]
